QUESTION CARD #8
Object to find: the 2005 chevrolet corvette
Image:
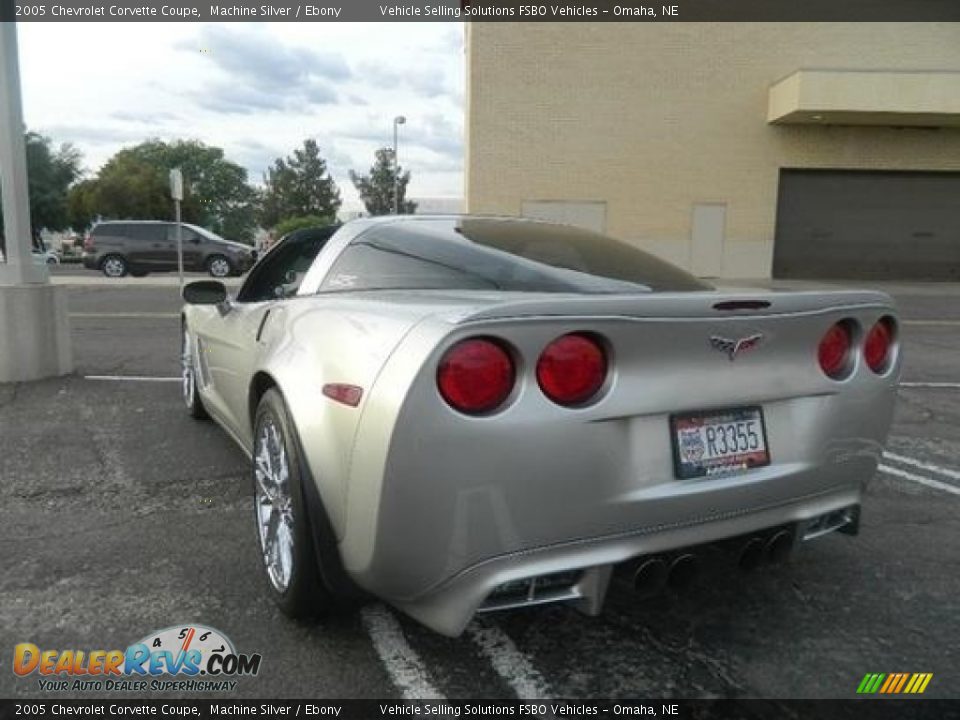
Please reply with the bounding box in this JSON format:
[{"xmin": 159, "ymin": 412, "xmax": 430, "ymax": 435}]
[{"xmin": 180, "ymin": 216, "xmax": 899, "ymax": 636}]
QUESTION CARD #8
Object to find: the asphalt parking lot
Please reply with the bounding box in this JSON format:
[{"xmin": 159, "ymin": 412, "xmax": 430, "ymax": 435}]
[{"xmin": 1, "ymin": 267, "xmax": 958, "ymax": 702}]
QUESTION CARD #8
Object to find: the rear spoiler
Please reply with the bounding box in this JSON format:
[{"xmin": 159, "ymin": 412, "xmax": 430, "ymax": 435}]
[{"xmin": 448, "ymin": 290, "xmax": 896, "ymax": 324}]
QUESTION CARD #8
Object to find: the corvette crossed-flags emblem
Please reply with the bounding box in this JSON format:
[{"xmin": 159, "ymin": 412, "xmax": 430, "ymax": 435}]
[{"xmin": 709, "ymin": 333, "xmax": 764, "ymax": 361}]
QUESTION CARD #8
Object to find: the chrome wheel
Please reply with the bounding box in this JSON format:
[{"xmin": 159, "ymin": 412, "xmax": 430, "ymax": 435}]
[
  {"xmin": 254, "ymin": 419, "xmax": 295, "ymax": 593},
  {"xmin": 208, "ymin": 256, "xmax": 231, "ymax": 278},
  {"xmin": 102, "ymin": 256, "xmax": 126, "ymax": 278},
  {"xmin": 181, "ymin": 329, "xmax": 195, "ymax": 408}
]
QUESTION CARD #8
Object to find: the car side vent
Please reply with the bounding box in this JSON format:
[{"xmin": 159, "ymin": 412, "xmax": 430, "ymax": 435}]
[{"xmin": 713, "ymin": 300, "xmax": 771, "ymax": 311}]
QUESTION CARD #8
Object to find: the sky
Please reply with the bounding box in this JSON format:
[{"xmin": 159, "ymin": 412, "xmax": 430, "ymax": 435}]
[{"xmin": 16, "ymin": 22, "xmax": 465, "ymax": 211}]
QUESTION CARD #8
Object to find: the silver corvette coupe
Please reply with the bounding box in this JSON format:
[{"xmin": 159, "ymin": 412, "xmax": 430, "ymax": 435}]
[{"xmin": 181, "ymin": 216, "xmax": 899, "ymax": 636}]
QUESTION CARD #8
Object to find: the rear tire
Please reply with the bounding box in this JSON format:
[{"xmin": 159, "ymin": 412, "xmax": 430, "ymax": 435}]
[
  {"xmin": 206, "ymin": 255, "xmax": 232, "ymax": 278},
  {"xmin": 181, "ymin": 325, "xmax": 208, "ymax": 420},
  {"xmin": 253, "ymin": 389, "xmax": 340, "ymax": 619},
  {"xmin": 101, "ymin": 255, "xmax": 128, "ymax": 278}
]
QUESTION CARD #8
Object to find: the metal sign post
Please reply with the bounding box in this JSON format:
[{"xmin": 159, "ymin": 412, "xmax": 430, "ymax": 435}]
[{"xmin": 170, "ymin": 168, "xmax": 184, "ymax": 290}]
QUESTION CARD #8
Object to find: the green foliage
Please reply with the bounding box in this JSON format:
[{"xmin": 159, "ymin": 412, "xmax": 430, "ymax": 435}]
[
  {"xmin": 67, "ymin": 178, "xmax": 98, "ymax": 233},
  {"xmin": 261, "ymin": 139, "xmax": 342, "ymax": 229},
  {"xmin": 78, "ymin": 139, "xmax": 260, "ymax": 242},
  {"xmin": 349, "ymin": 147, "xmax": 417, "ymax": 216},
  {"xmin": 273, "ymin": 215, "xmax": 336, "ymax": 239},
  {"xmin": 0, "ymin": 133, "xmax": 81, "ymax": 238}
]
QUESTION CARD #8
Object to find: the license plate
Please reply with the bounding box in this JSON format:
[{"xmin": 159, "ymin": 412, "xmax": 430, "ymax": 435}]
[{"xmin": 670, "ymin": 406, "xmax": 770, "ymax": 479}]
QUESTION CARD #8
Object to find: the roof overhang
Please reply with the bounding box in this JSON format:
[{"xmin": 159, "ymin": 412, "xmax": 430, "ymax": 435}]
[{"xmin": 768, "ymin": 70, "xmax": 960, "ymax": 128}]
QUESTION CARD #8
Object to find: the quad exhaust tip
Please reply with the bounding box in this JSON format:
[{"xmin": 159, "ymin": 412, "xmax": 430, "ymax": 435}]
[
  {"xmin": 633, "ymin": 557, "xmax": 668, "ymax": 597},
  {"xmin": 634, "ymin": 553, "xmax": 701, "ymax": 596},
  {"xmin": 738, "ymin": 537, "xmax": 765, "ymax": 571},
  {"xmin": 666, "ymin": 554, "xmax": 699, "ymax": 590},
  {"xmin": 738, "ymin": 530, "xmax": 794, "ymax": 571},
  {"xmin": 765, "ymin": 530, "xmax": 794, "ymax": 564}
]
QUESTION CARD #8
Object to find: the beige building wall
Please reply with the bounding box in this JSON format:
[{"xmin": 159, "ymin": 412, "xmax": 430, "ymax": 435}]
[{"xmin": 465, "ymin": 23, "xmax": 960, "ymax": 278}]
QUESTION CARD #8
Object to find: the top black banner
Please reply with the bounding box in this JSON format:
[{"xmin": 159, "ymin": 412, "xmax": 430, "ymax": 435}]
[{"xmin": 2, "ymin": 0, "xmax": 960, "ymax": 22}]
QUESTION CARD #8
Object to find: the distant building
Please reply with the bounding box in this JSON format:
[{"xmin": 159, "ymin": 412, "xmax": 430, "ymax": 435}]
[
  {"xmin": 412, "ymin": 197, "xmax": 464, "ymax": 215},
  {"xmin": 466, "ymin": 24, "xmax": 960, "ymax": 280},
  {"xmin": 337, "ymin": 198, "xmax": 465, "ymax": 223}
]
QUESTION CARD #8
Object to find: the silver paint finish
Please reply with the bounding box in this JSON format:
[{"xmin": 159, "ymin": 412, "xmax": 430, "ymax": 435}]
[{"xmin": 183, "ymin": 216, "xmax": 900, "ymax": 636}]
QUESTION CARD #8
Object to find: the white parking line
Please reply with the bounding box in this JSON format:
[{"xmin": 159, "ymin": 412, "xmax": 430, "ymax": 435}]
[
  {"xmin": 900, "ymin": 382, "xmax": 960, "ymax": 389},
  {"xmin": 467, "ymin": 621, "xmax": 552, "ymax": 700},
  {"xmin": 360, "ymin": 605, "xmax": 445, "ymax": 700},
  {"xmin": 85, "ymin": 375, "xmax": 180, "ymax": 383},
  {"xmin": 878, "ymin": 464, "xmax": 960, "ymax": 497},
  {"xmin": 883, "ymin": 451, "xmax": 960, "ymax": 483}
]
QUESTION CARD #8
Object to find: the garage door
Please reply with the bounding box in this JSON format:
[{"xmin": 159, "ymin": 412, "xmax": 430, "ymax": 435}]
[{"xmin": 773, "ymin": 170, "xmax": 960, "ymax": 280}]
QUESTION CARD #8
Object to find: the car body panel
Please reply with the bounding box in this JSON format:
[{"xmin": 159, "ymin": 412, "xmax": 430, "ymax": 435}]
[{"xmin": 182, "ymin": 216, "xmax": 899, "ymax": 636}]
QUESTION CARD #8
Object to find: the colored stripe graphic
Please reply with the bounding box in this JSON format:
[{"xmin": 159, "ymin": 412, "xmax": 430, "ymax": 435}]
[
  {"xmin": 879, "ymin": 674, "xmax": 897, "ymax": 693},
  {"xmin": 857, "ymin": 673, "xmax": 933, "ymax": 694},
  {"xmin": 893, "ymin": 673, "xmax": 909, "ymax": 693}
]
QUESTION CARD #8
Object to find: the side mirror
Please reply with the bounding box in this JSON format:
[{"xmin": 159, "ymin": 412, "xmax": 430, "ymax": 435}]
[{"xmin": 183, "ymin": 280, "xmax": 227, "ymax": 305}]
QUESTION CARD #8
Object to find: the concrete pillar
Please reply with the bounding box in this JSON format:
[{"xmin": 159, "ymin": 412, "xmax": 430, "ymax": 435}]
[{"xmin": 0, "ymin": 22, "xmax": 72, "ymax": 382}]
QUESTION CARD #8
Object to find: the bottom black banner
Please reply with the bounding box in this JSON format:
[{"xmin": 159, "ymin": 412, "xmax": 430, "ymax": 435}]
[{"xmin": 1, "ymin": 699, "xmax": 957, "ymax": 720}]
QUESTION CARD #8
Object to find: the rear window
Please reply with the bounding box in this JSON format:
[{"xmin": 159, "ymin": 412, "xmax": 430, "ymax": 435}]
[{"xmin": 319, "ymin": 218, "xmax": 711, "ymax": 294}]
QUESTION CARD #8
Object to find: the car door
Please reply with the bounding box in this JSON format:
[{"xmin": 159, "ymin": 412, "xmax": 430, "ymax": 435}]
[
  {"xmin": 193, "ymin": 299, "xmax": 276, "ymax": 445},
  {"xmin": 117, "ymin": 224, "xmax": 149, "ymax": 268},
  {"xmin": 190, "ymin": 232, "xmax": 331, "ymax": 443},
  {"xmin": 167, "ymin": 225, "xmax": 204, "ymax": 271},
  {"xmin": 135, "ymin": 223, "xmax": 173, "ymax": 269}
]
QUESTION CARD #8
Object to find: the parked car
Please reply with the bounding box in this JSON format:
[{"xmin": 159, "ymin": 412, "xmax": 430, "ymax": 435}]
[
  {"xmin": 0, "ymin": 248, "xmax": 59, "ymax": 265},
  {"xmin": 35, "ymin": 249, "xmax": 59, "ymax": 265},
  {"xmin": 82, "ymin": 220, "xmax": 256, "ymax": 278},
  {"xmin": 180, "ymin": 215, "xmax": 899, "ymax": 637}
]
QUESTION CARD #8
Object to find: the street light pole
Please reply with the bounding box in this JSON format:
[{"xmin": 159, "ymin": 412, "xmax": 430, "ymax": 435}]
[
  {"xmin": 392, "ymin": 115, "xmax": 406, "ymax": 215},
  {"xmin": 0, "ymin": 22, "xmax": 42, "ymax": 285},
  {"xmin": 0, "ymin": 21, "xmax": 72, "ymax": 382}
]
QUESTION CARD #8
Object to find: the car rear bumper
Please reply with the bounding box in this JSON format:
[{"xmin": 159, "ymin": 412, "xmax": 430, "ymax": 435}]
[
  {"xmin": 391, "ymin": 485, "xmax": 863, "ymax": 636},
  {"xmin": 81, "ymin": 253, "xmax": 99, "ymax": 270}
]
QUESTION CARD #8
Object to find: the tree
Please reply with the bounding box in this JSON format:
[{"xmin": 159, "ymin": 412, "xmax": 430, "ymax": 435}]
[
  {"xmin": 273, "ymin": 215, "xmax": 337, "ymax": 239},
  {"xmin": 0, "ymin": 132, "xmax": 81, "ymax": 242},
  {"xmin": 80, "ymin": 139, "xmax": 260, "ymax": 242},
  {"xmin": 349, "ymin": 147, "xmax": 417, "ymax": 216},
  {"xmin": 260, "ymin": 139, "xmax": 341, "ymax": 228},
  {"xmin": 67, "ymin": 178, "xmax": 98, "ymax": 233}
]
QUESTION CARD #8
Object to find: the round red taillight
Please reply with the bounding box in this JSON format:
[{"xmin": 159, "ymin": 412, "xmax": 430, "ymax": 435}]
[
  {"xmin": 864, "ymin": 317, "xmax": 895, "ymax": 374},
  {"xmin": 437, "ymin": 338, "xmax": 515, "ymax": 415},
  {"xmin": 536, "ymin": 333, "xmax": 607, "ymax": 406},
  {"xmin": 818, "ymin": 322, "xmax": 853, "ymax": 379}
]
